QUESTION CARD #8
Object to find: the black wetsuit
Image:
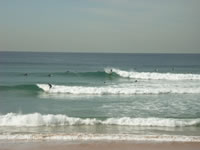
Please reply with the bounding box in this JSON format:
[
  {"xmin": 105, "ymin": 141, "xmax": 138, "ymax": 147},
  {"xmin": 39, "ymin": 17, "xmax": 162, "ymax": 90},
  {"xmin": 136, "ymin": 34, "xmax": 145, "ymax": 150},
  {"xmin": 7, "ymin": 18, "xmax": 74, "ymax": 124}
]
[{"xmin": 48, "ymin": 83, "xmax": 52, "ymax": 89}]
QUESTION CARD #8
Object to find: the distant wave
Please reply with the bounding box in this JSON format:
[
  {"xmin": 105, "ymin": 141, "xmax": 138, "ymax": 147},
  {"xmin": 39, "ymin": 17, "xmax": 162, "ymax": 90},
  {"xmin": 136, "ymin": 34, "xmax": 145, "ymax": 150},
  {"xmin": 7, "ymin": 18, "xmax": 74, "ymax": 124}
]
[
  {"xmin": 2, "ymin": 69, "xmax": 200, "ymax": 80},
  {"xmin": 37, "ymin": 84, "xmax": 200, "ymax": 95},
  {"xmin": 105, "ymin": 68, "xmax": 200, "ymax": 80},
  {"xmin": 0, "ymin": 71, "xmax": 119, "ymax": 78},
  {"xmin": 0, "ymin": 113, "xmax": 200, "ymax": 127},
  {"xmin": 48, "ymin": 71, "xmax": 118, "ymax": 78}
]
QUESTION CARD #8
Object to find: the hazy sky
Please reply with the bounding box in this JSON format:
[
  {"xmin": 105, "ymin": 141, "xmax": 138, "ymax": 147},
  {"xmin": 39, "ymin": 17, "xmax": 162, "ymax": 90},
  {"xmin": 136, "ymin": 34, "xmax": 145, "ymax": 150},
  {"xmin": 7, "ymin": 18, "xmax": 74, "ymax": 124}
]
[{"xmin": 0, "ymin": 0, "xmax": 199, "ymax": 53}]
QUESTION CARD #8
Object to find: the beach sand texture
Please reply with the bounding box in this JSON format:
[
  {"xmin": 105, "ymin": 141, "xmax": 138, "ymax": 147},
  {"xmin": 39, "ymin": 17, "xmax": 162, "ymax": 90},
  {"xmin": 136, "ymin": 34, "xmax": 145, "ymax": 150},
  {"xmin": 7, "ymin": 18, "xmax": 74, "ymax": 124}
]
[{"xmin": 1, "ymin": 141, "xmax": 200, "ymax": 150}]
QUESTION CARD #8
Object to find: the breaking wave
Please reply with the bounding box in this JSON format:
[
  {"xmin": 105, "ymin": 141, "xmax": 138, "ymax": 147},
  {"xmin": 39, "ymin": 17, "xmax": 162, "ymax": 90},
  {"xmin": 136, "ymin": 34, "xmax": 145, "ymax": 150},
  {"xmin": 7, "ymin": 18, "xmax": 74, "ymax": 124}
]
[
  {"xmin": 37, "ymin": 84, "xmax": 200, "ymax": 95},
  {"xmin": 105, "ymin": 68, "xmax": 200, "ymax": 80},
  {"xmin": 0, "ymin": 113, "xmax": 200, "ymax": 127}
]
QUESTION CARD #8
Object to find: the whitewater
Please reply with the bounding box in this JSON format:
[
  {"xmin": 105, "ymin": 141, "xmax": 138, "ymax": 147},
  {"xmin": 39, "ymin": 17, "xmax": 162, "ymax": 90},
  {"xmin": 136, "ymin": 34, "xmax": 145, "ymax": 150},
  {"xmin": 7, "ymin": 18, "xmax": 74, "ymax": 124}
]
[
  {"xmin": 37, "ymin": 83, "xmax": 200, "ymax": 95},
  {"xmin": 0, "ymin": 113, "xmax": 200, "ymax": 127},
  {"xmin": 104, "ymin": 68, "xmax": 200, "ymax": 80}
]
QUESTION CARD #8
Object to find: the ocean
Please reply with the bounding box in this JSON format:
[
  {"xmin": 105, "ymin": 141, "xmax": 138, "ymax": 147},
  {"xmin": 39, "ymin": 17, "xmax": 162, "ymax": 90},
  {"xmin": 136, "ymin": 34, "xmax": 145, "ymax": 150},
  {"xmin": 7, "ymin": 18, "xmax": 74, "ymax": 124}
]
[{"xmin": 0, "ymin": 51, "xmax": 200, "ymax": 142}]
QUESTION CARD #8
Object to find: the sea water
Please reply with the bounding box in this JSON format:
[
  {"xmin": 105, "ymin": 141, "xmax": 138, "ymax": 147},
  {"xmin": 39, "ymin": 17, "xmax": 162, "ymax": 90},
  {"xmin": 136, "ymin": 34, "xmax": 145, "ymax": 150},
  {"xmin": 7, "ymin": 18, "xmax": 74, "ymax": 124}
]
[{"xmin": 0, "ymin": 52, "xmax": 200, "ymax": 141}]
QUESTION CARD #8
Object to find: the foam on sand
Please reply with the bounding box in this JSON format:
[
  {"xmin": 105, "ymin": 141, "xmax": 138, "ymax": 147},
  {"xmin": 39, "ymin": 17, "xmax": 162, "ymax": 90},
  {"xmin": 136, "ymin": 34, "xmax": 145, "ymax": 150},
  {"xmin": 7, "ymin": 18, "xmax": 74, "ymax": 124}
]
[{"xmin": 0, "ymin": 133, "xmax": 200, "ymax": 142}]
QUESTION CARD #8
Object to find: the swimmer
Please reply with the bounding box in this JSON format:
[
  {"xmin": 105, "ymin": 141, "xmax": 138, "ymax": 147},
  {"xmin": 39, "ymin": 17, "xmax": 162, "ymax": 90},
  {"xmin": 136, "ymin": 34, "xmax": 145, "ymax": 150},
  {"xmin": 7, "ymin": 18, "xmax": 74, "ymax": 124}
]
[{"xmin": 24, "ymin": 73, "xmax": 28, "ymax": 76}]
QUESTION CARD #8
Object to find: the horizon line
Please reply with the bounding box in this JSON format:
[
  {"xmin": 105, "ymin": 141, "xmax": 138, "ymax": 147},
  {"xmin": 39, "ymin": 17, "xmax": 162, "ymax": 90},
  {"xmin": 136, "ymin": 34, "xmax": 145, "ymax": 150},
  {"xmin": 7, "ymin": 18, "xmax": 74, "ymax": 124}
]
[{"xmin": 0, "ymin": 50, "xmax": 200, "ymax": 55}]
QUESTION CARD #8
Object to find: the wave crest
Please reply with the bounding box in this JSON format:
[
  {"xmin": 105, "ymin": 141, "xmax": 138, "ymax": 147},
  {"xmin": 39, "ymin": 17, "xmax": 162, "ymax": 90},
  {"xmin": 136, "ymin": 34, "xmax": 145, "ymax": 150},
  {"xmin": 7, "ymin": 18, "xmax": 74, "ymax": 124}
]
[
  {"xmin": 105, "ymin": 68, "xmax": 200, "ymax": 80},
  {"xmin": 37, "ymin": 84, "xmax": 200, "ymax": 95},
  {"xmin": 0, "ymin": 113, "xmax": 200, "ymax": 127}
]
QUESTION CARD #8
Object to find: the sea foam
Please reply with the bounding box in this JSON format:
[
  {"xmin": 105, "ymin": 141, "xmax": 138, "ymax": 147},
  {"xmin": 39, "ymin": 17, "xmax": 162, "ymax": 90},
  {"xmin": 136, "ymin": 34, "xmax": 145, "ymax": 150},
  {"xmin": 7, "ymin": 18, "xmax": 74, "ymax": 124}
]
[
  {"xmin": 37, "ymin": 84, "xmax": 200, "ymax": 95},
  {"xmin": 0, "ymin": 133, "xmax": 200, "ymax": 142},
  {"xmin": 0, "ymin": 113, "xmax": 200, "ymax": 127},
  {"xmin": 105, "ymin": 68, "xmax": 200, "ymax": 80}
]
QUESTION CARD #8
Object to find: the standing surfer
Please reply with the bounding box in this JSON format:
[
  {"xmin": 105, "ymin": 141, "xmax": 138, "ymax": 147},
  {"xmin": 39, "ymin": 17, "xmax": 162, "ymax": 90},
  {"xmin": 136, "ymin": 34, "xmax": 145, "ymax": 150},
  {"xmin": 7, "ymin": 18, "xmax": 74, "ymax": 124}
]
[{"xmin": 48, "ymin": 83, "xmax": 52, "ymax": 89}]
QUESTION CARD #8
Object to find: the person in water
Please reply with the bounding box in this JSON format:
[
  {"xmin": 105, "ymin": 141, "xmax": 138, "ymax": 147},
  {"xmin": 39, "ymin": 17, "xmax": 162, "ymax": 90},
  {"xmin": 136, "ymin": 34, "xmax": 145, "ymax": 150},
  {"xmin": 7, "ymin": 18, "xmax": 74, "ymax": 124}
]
[
  {"xmin": 109, "ymin": 69, "xmax": 113, "ymax": 75},
  {"xmin": 24, "ymin": 73, "xmax": 28, "ymax": 76},
  {"xmin": 48, "ymin": 83, "xmax": 52, "ymax": 89}
]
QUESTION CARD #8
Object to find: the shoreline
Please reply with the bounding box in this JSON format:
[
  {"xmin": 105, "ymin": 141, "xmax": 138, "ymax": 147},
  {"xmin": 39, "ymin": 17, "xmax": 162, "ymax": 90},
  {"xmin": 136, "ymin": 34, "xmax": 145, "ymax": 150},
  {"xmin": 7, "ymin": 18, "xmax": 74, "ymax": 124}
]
[
  {"xmin": 1, "ymin": 140, "xmax": 200, "ymax": 150},
  {"xmin": 1, "ymin": 133, "xmax": 200, "ymax": 142}
]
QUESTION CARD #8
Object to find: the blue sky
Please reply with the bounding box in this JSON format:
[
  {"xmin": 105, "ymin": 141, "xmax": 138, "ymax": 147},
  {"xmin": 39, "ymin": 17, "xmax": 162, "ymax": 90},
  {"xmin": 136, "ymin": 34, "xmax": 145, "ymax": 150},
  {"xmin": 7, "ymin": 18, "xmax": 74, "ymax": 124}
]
[{"xmin": 0, "ymin": 0, "xmax": 199, "ymax": 53}]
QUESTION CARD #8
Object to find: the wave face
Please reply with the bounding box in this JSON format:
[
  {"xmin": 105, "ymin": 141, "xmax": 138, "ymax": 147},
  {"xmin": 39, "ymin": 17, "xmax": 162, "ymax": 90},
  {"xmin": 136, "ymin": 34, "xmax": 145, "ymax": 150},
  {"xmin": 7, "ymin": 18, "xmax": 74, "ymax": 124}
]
[
  {"xmin": 0, "ymin": 113, "xmax": 200, "ymax": 127},
  {"xmin": 37, "ymin": 83, "xmax": 200, "ymax": 95},
  {"xmin": 0, "ymin": 70, "xmax": 119, "ymax": 78},
  {"xmin": 63, "ymin": 71, "xmax": 118, "ymax": 78},
  {"xmin": 0, "ymin": 84, "xmax": 40, "ymax": 91},
  {"xmin": 105, "ymin": 68, "xmax": 200, "ymax": 80}
]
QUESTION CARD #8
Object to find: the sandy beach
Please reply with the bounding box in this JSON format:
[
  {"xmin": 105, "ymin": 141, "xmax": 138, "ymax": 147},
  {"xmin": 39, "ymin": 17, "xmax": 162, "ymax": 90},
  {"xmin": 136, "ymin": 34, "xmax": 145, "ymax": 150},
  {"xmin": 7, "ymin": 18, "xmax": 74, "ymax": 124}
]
[{"xmin": 1, "ymin": 141, "xmax": 200, "ymax": 150}]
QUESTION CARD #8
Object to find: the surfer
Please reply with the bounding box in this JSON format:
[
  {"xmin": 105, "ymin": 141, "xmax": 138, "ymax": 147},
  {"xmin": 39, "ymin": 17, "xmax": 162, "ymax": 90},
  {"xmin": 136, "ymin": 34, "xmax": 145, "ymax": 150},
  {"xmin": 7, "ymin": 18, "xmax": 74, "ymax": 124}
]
[
  {"xmin": 109, "ymin": 69, "xmax": 113, "ymax": 75},
  {"xmin": 48, "ymin": 74, "xmax": 52, "ymax": 77},
  {"xmin": 48, "ymin": 83, "xmax": 52, "ymax": 89}
]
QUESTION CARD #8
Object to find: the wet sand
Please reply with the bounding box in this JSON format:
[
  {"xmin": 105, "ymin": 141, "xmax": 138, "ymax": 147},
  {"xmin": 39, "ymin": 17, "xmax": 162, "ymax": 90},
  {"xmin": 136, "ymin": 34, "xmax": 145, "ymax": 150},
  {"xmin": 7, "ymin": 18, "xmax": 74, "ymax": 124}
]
[{"xmin": 1, "ymin": 141, "xmax": 200, "ymax": 150}]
